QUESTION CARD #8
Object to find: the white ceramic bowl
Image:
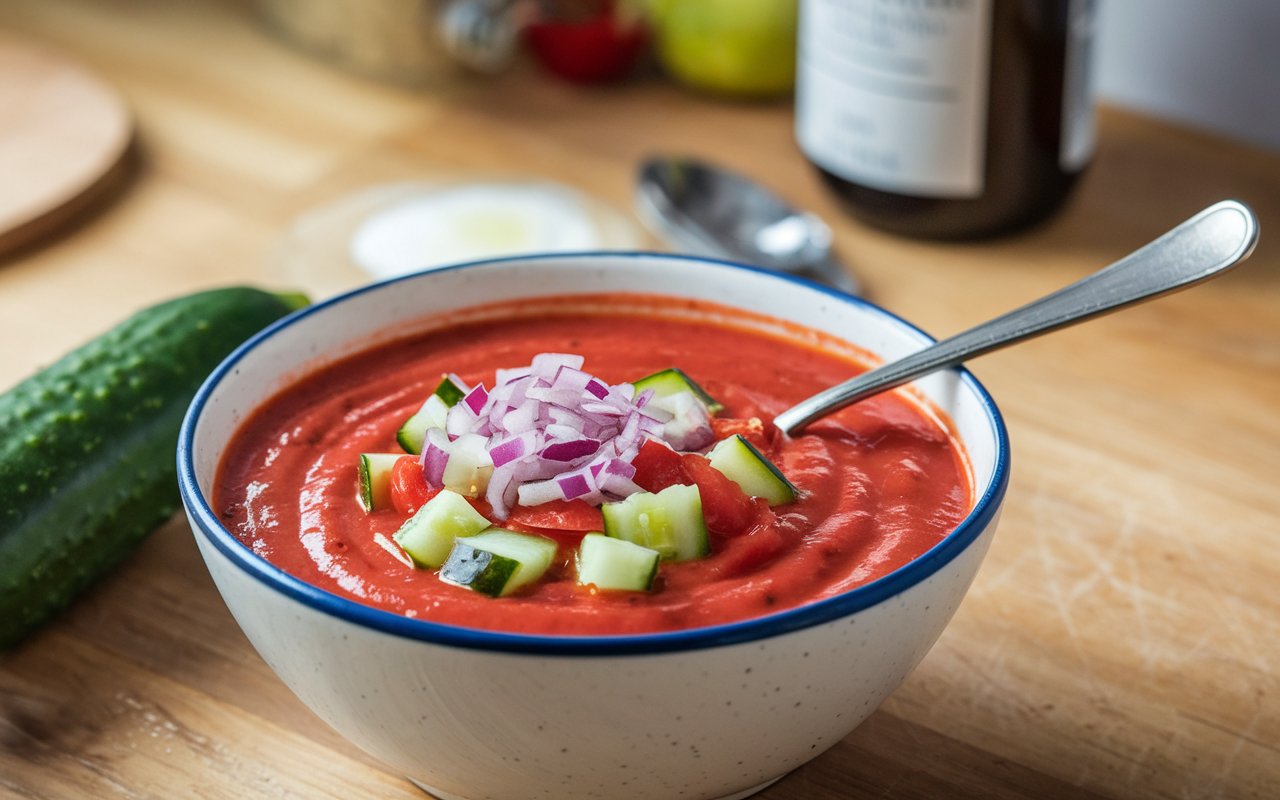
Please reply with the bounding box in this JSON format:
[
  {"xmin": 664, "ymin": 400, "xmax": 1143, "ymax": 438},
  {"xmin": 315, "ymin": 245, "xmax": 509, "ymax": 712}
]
[{"xmin": 178, "ymin": 253, "xmax": 1009, "ymax": 800}]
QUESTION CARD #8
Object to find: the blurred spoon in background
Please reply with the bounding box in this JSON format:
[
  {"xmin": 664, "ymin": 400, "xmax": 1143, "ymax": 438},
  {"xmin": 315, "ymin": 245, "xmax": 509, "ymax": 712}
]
[{"xmin": 636, "ymin": 156, "xmax": 860, "ymax": 295}]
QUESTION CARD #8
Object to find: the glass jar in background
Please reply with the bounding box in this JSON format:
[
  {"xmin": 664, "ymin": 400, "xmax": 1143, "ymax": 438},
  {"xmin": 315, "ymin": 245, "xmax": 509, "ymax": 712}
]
[
  {"xmin": 256, "ymin": 0, "xmax": 653, "ymax": 85},
  {"xmin": 795, "ymin": 0, "xmax": 1097, "ymax": 239},
  {"xmin": 254, "ymin": 0, "xmax": 525, "ymax": 84}
]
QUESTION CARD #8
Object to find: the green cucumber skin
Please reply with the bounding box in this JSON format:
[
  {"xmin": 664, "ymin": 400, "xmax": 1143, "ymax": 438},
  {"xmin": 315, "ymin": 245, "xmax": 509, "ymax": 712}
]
[
  {"xmin": 0, "ymin": 286, "xmax": 308, "ymax": 649},
  {"xmin": 633, "ymin": 368, "xmax": 724, "ymax": 414},
  {"xmin": 440, "ymin": 542, "xmax": 518, "ymax": 597}
]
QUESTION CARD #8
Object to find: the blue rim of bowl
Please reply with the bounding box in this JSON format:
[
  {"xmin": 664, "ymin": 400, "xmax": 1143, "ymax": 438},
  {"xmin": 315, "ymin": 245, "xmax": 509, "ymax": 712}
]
[{"xmin": 178, "ymin": 251, "xmax": 1010, "ymax": 656}]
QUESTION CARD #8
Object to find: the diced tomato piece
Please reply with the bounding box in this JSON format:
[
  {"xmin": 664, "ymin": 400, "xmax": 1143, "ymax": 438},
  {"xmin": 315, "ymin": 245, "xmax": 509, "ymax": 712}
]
[
  {"xmin": 631, "ymin": 438, "xmax": 689, "ymax": 493},
  {"xmin": 507, "ymin": 499, "xmax": 604, "ymax": 532},
  {"xmin": 390, "ymin": 456, "xmax": 437, "ymax": 515},
  {"xmin": 680, "ymin": 453, "xmax": 755, "ymax": 536},
  {"xmin": 466, "ymin": 495, "xmax": 495, "ymax": 519},
  {"xmin": 711, "ymin": 417, "xmax": 772, "ymax": 454}
]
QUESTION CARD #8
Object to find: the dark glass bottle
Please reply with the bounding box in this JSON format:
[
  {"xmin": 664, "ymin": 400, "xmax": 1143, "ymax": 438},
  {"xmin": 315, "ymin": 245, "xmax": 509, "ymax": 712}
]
[{"xmin": 795, "ymin": 0, "xmax": 1096, "ymax": 240}]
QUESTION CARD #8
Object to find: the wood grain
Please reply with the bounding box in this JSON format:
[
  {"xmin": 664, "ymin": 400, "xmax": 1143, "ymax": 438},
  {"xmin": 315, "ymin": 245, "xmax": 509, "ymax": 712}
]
[
  {"xmin": 0, "ymin": 36, "xmax": 133, "ymax": 256},
  {"xmin": 1, "ymin": 1, "xmax": 1278, "ymax": 799}
]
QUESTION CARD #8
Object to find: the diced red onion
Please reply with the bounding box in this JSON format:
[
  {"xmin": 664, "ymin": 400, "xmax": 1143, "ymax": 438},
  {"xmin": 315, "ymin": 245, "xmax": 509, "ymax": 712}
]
[
  {"xmin": 585, "ymin": 379, "xmax": 608, "ymax": 399},
  {"xmin": 547, "ymin": 406, "xmax": 586, "ymax": 431},
  {"xmin": 551, "ymin": 366, "xmax": 593, "ymax": 393},
  {"xmin": 619, "ymin": 411, "xmax": 641, "ymax": 444},
  {"xmin": 599, "ymin": 470, "xmax": 644, "ymax": 498},
  {"xmin": 420, "ymin": 428, "xmax": 451, "ymax": 487},
  {"xmin": 541, "ymin": 438, "xmax": 601, "ymax": 462},
  {"xmin": 530, "ymin": 353, "xmax": 584, "ymax": 378},
  {"xmin": 525, "ymin": 386, "xmax": 587, "ymax": 408},
  {"xmin": 493, "ymin": 375, "xmax": 533, "ymax": 407},
  {"xmin": 463, "ymin": 384, "xmax": 489, "ymax": 415},
  {"xmin": 659, "ymin": 391, "xmax": 714, "ymax": 451},
  {"xmin": 544, "ymin": 424, "xmax": 582, "ymax": 442},
  {"xmin": 485, "ymin": 468, "xmax": 520, "ymax": 519},
  {"xmin": 603, "ymin": 457, "xmax": 636, "ymax": 479},
  {"xmin": 426, "ymin": 353, "xmax": 715, "ymax": 518},
  {"xmin": 488, "ymin": 432, "xmax": 534, "ymax": 468},
  {"xmin": 636, "ymin": 402, "xmax": 673, "ymax": 424},
  {"xmin": 517, "ymin": 478, "xmax": 565, "ymax": 506},
  {"xmin": 445, "ymin": 403, "xmax": 473, "ymax": 438},
  {"xmin": 557, "ymin": 472, "xmax": 592, "ymax": 500},
  {"xmin": 580, "ymin": 402, "xmax": 625, "ymax": 417},
  {"xmin": 503, "ymin": 456, "xmax": 561, "ymax": 485},
  {"xmin": 494, "ymin": 368, "xmax": 529, "ymax": 386},
  {"xmin": 502, "ymin": 400, "xmax": 539, "ymax": 433}
]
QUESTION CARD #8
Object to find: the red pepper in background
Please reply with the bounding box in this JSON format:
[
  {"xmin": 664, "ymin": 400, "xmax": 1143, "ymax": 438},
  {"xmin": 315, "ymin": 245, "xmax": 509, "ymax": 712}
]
[{"xmin": 524, "ymin": 0, "xmax": 649, "ymax": 84}]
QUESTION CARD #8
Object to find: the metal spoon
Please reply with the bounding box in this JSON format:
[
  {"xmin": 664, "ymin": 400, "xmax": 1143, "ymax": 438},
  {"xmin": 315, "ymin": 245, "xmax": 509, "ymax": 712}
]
[
  {"xmin": 775, "ymin": 200, "xmax": 1259, "ymax": 436},
  {"xmin": 635, "ymin": 156, "xmax": 860, "ymax": 295}
]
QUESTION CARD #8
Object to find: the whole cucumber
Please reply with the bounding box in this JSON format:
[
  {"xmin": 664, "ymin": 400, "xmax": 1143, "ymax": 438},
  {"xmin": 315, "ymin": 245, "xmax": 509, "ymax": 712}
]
[{"xmin": 0, "ymin": 286, "xmax": 308, "ymax": 648}]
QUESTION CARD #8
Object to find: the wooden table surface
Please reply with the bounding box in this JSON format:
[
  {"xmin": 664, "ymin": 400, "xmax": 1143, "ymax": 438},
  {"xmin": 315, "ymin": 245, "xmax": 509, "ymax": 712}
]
[{"xmin": 2, "ymin": 2, "xmax": 1278, "ymax": 798}]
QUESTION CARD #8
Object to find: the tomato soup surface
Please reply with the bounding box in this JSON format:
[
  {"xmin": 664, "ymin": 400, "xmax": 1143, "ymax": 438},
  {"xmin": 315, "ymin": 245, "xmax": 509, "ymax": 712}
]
[{"xmin": 215, "ymin": 294, "xmax": 971, "ymax": 635}]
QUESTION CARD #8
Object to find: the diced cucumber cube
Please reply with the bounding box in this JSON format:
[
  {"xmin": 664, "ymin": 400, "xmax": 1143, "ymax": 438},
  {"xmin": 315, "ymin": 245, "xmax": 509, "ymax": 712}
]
[
  {"xmin": 601, "ymin": 484, "xmax": 709, "ymax": 562},
  {"xmin": 397, "ymin": 375, "xmax": 468, "ymax": 454},
  {"xmin": 432, "ymin": 374, "xmax": 468, "ymax": 406},
  {"xmin": 358, "ymin": 453, "xmax": 401, "ymax": 512},
  {"xmin": 397, "ymin": 395, "xmax": 449, "ymax": 454},
  {"xmin": 439, "ymin": 530, "xmax": 558, "ymax": 597},
  {"xmin": 577, "ymin": 533, "xmax": 659, "ymax": 592},
  {"xmin": 707, "ymin": 434, "xmax": 796, "ymax": 506},
  {"xmin": 393, "ymin": 489, "xmax": 491, "ymax": 568},
  {"xmin": 632, "ymin": 367, "xmax": 724, "ymax": 414}
]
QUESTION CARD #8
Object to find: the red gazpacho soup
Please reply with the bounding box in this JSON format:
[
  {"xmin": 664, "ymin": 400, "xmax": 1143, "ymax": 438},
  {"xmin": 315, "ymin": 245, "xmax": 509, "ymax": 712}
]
[{"xmin": 215, "ymin": 294, "xmax": 971, "ymax": 635}]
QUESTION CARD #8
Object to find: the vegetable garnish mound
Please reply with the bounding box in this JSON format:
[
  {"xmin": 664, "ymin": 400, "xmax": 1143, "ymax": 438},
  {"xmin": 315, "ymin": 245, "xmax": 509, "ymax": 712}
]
[
  {"xmin": 362, "ymin": 353, "xmax": 796, "ymax": 597},
  {"xmin": 416, "ymin": 353, "xmax": 714, "ymax": 519}
]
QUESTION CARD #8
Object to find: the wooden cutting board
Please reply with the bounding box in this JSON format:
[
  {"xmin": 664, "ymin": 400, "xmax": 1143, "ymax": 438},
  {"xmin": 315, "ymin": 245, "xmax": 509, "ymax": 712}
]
[{"xmin": 0, "ymin": 36, "xmax": 132, "ymax": 255}]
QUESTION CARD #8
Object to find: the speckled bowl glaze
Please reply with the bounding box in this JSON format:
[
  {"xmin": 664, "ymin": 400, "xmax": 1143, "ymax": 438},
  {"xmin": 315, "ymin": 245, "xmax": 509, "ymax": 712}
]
[{"xmin": 178, "ymin": 253, "xmax": 1009, "ymax": 800}]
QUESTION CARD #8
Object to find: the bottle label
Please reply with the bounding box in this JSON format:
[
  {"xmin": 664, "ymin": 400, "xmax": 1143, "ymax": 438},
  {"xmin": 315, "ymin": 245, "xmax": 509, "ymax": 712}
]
[
  {"xmin": 796, "ymin": 0, "xmax": 993, "ymax": 198},
  {"xmin": 1060, "ymin": 0, "xmax": 1097, "ymax": 171}
]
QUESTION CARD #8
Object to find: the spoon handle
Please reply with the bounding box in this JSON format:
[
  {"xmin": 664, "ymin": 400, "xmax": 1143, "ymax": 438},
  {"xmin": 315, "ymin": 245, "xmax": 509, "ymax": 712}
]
[{"xmin": 775, "ymin": 200, "xmax": 1260, "ymax": 436}]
